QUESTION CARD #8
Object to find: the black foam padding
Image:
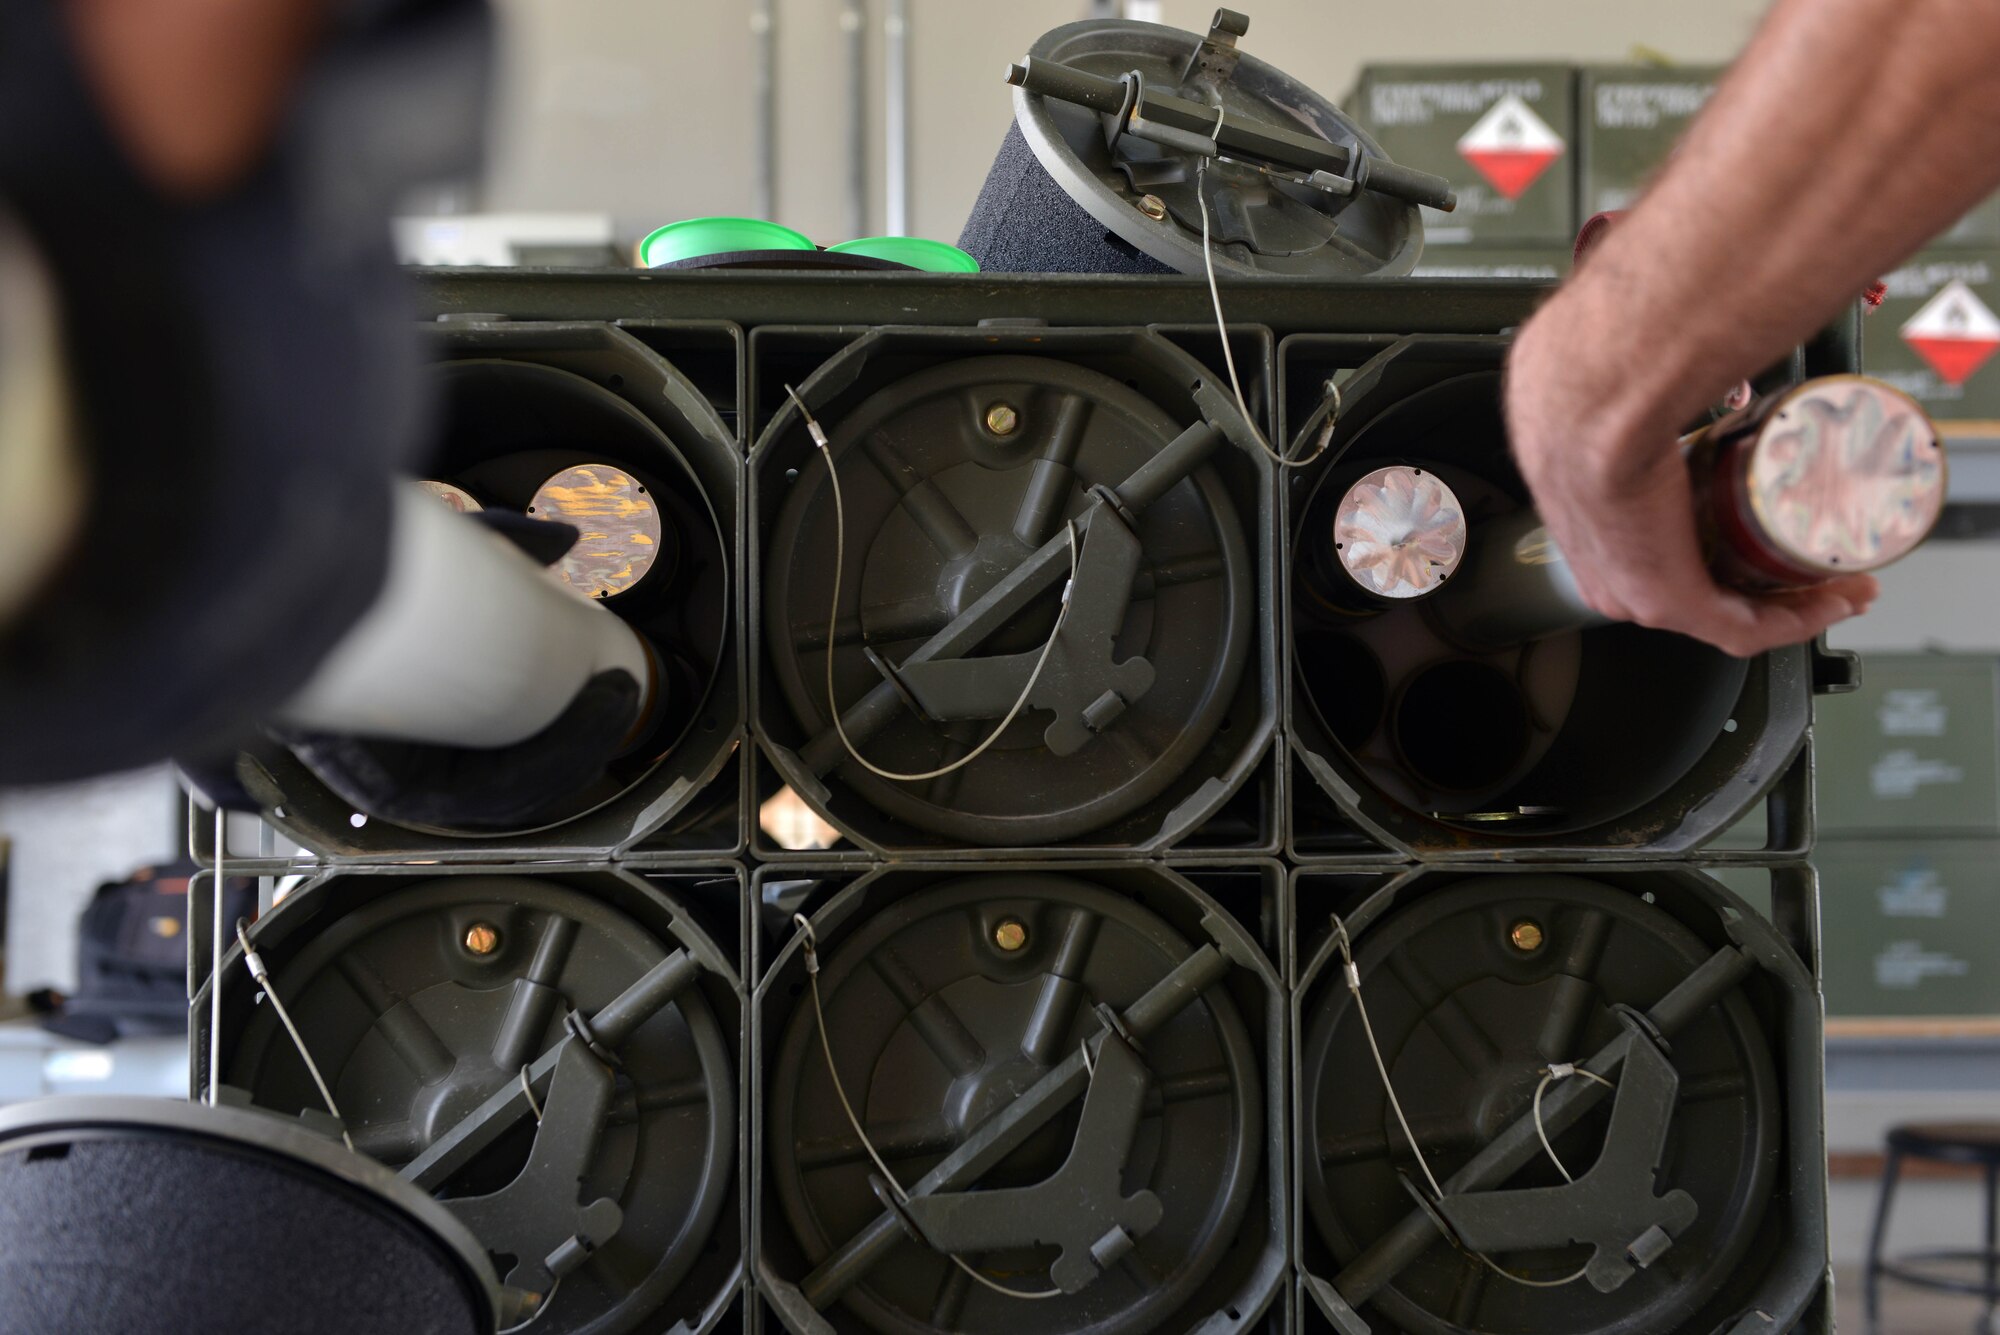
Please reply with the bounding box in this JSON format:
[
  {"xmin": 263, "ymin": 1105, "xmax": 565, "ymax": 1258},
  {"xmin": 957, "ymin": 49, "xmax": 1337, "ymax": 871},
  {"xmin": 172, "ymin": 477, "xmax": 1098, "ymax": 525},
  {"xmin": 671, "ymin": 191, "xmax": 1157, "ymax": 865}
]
[
  {"xmin": 958, "ymin": 121, "xmax": 1177, "ymax": 276},
  {"xmin": 0, "ymin": 1135, "xmax": 485, "ymax": 1334}
]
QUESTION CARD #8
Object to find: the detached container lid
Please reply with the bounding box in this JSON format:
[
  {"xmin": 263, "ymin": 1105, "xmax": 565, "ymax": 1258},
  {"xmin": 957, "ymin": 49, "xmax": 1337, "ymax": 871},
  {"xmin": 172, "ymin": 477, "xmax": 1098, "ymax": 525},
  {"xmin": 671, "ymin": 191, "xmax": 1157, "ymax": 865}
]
[
  {"xmin": 0, "ymin": 1096, "xmax": 500, "ymax": 1333},
  {"xmin": 996, "ymin": 11, "xmax": 1431, "ymax": 278},
  {"xmin": 825, "ymin": 236, "xmax": 981, "ymax": 273},
  {"xmin": 639, "ymin": 216, "xmax": 814, "ymax": 268}
]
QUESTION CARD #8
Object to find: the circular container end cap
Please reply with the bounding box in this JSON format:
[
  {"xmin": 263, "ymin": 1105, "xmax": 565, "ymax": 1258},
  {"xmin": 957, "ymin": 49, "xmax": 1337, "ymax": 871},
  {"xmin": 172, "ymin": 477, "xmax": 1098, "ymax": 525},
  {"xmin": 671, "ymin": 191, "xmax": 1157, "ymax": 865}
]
[
  {"xmin": 639, "ymin": 217, "xmax": 816, "ymax": 268},
  {"xmin": 826, "ymin": 236, "xmax": 981, "ymax": 273},
  {"xmin": 1749, "ymin": 377, "xmax": 1947, "ymax": 575},
  {"xmin": 1333, "ymin": 465, "xmax": 1468, "ymax": 599}
]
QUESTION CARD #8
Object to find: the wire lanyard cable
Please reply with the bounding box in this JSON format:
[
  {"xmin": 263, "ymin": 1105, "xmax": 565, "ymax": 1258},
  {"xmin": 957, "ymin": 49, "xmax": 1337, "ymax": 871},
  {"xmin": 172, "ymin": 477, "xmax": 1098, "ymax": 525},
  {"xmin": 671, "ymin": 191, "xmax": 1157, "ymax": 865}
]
[
  {"xmin": 1194, "ymin": 109, "xmax": 1338, "ymax": 471},
  {"xmin": 785, "ymin": 385, "xmax": 1081, "ymax": 785},
  {"xmin": 1533, "ymin": 1062, "xmax": 1616, "ymax": 1183},
  {"xmin": 501, "ymin": 1278, "xmax": 560, "ymax": 1335},
  {"xmin": 1329, "ymin": 911, "xmax": 1613, "ymax": 1291},
  {"xmin": 793, "ymin": 913, "xmax": 1061, "ymax": 1300},
  {"xmin": 234, "ymin": 920, "xmax": 355, "ymax": 1153}
]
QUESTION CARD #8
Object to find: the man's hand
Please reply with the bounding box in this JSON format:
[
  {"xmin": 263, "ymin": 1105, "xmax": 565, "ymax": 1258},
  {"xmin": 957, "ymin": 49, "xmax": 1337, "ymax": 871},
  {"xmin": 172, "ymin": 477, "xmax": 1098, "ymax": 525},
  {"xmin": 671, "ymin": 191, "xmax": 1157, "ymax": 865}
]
[
  {"xmin": 1506, "ymin": 298, "xmax": 1877, "ymax": 659},
  {"xmin": 1494, "ymin": 0, "xmax": 2000, "ymax": 658}
]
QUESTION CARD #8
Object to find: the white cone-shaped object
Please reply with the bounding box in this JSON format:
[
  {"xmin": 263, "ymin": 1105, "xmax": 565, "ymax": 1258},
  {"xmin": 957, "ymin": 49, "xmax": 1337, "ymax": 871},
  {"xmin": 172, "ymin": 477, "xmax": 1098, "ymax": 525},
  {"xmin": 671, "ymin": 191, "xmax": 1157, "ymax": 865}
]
[{"xmin": 281, "ymin": 481, "xmax": 652, "ymax": 748}]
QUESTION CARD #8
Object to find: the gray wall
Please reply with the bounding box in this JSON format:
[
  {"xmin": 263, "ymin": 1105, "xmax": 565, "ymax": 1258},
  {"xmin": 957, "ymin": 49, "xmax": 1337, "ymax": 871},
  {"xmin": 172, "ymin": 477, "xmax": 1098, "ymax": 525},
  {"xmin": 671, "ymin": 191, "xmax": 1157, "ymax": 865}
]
[
  {"xmin": 481, "ymin": 0, "xmax": 1773, "ymax": 248},
  {"xmin": 0, "ymin": 768, "xmax": 179, "ymax": 994}
]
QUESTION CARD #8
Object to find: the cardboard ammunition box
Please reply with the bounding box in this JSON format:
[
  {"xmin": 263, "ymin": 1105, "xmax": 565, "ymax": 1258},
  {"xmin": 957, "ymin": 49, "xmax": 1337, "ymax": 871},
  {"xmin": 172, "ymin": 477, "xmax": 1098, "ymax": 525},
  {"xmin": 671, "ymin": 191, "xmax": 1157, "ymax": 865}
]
[
  {"xmin": 1862, "ymin": 249, "xmax": 2000, "ymax": 422},
  {"xmin": 1349, "ymin": 64, "xmax": 1578, "ymax": 246},
  {"xmin": 1702, "ymin": 865, "xmax": 1773, "ymax": 915},
  {"xmin": 1816, "ymin": 839, "xmax": 2000, "ymax": 1019},
  {"xmin": 1580, "ymin": 63, "xmax": 1995, "ymax": 246},
  {"xmin": 1408, "ymin": 246, "xmax": 1570, "ymax": 280},
  {"xmin": 1577, "ymin": 65, "xmax": 1724, "ymax": 219},
  {"xmin": 1816, "ymin": 654, "xmax": 2000, "ymax": 835}
]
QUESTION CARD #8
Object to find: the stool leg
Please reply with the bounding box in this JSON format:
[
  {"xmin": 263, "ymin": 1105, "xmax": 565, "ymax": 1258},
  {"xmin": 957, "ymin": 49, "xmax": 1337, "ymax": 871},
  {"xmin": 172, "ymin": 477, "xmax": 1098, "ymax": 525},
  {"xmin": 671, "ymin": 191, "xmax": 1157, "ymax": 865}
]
[
  {"xmin": 1866, "ymin": 1151, "xmax": 1902, "ymax": 1333},
  {"xmin": 1984, "ymin": 1161, "xmax": 1998, "ymax": 1333}
]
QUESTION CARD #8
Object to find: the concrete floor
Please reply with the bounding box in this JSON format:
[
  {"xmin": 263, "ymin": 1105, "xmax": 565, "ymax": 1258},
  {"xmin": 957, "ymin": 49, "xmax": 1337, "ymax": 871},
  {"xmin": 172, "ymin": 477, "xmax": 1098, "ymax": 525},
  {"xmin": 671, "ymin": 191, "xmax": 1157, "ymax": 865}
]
[{"xmin": 1836, "ymin": 1264, "xmax": 2000, "ymax": 1334}]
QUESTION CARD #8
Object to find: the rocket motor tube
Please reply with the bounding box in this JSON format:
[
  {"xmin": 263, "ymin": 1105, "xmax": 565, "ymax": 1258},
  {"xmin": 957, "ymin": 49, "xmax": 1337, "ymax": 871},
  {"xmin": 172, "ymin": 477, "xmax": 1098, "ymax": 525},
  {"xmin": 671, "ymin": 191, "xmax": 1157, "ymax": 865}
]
[
  {"xmin": 1692, "ymin": 375, "xmax": 1944, "ymax": 589},
  {"xmin": 1425, "ymin": 508, "xmax": 1600, "ymax": 650},
  {"xmin": 1431, "ymin": 375, "xmax": 1946, "ymax": 652}
]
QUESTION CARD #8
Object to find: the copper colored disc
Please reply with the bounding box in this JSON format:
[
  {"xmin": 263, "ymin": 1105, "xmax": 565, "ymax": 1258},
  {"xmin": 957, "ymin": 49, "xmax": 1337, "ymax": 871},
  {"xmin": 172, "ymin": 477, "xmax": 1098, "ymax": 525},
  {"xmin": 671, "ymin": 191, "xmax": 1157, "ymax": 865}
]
[
  {"xmin": 1747, "ymin": 377, "xmax": 1946, "ymax": 575},
  {"xmin": 528, "ymin": 463, "xmax": 664, "ymax": 599},
  {"xmin": 418, "ymin": 480, "xmax": 483, "ymax": 513},
  {"xmin": 1331, "ymin": 465, "xmax": 1469, "ymax": 600}
]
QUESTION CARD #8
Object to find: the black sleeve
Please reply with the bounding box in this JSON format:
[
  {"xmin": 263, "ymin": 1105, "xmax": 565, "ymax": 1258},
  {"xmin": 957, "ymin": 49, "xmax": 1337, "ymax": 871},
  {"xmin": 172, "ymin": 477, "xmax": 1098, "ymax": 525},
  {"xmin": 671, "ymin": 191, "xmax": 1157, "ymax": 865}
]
[{"xmin": 0, "ymin": 0, "xmax": 492, "ymax": 784}]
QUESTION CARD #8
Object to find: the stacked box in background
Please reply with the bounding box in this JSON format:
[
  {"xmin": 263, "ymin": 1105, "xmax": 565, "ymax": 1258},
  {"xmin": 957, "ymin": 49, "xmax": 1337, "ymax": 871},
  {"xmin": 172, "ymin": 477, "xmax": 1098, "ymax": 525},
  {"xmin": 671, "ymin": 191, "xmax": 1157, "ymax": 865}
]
[
  {"xmin": 1349, "ymin": 64, "xmax": 1576, "ymax": 280},
  {"xmin": 1862, "ymin": 251, "xmax": 2000, "ymax": 424},
  {"xmin": 1863, "ymin": 140, "xmax": 2000, "ymax": 425},
  {"xmin": 1816, "ymin": 841, "xmax": 2000, "ymax": 1018},
  {"xmin": 1814, "ymin": 654, "xmax": 2000, "ymax": 1020},
  {"xmin": 1815, "ymin": 655, "xmax": 2000, "ymax": 836},
  {"xmin": 1576, "ymin": 64, "xmax": 1723, "ymax": 218},
  {"xmin": 1354, "ymin": 58, "xmax": 2000, "ymax": 429}
]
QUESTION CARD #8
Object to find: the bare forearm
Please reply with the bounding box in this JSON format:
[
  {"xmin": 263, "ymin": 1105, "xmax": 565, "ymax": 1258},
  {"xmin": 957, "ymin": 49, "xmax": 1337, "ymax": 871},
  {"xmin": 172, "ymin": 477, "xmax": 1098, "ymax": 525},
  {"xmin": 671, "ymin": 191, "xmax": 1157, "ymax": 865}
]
[
  {"xmin": 1531, "ymin": 0, "xmax": 2000, "ymax": 443},
  {"xmin": 65, "ymin": 0, "xmax": 329, "ymax": 198}
]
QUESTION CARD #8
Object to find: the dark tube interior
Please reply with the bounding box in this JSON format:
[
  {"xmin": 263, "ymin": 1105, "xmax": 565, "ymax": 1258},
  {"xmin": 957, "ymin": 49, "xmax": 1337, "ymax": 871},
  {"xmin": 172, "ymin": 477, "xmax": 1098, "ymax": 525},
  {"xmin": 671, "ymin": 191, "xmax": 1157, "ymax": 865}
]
[
  {"xmin": 1295, "ymin": 627, "xmax": 1388, "ymax": 751},
  {"xmin": 1392, "ymin": 659, "xmax": 1532, "ymax": 796}
]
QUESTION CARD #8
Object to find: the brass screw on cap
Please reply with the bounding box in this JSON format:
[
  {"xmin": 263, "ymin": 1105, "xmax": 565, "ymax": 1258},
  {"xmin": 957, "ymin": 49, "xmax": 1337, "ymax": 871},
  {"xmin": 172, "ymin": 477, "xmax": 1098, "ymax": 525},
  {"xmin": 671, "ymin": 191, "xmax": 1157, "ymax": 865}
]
[
  {"xmin": 1508, "ymin": 920, "xmax": 1545, "ymax": 953},
  {"xmin": 985, "ymin": 403, "xmax": 1020, "ymax": 436},
  {"xmin": 993, "ymin": 919, "xmax": 1028, "ymax": 952},
  {"xmin": 1138, "ymin": 194, "xmax": 1168, "ymax": 221},
  {"xmin": 464, "ymin": 923, "xmax": 502, "ymax": 956}
]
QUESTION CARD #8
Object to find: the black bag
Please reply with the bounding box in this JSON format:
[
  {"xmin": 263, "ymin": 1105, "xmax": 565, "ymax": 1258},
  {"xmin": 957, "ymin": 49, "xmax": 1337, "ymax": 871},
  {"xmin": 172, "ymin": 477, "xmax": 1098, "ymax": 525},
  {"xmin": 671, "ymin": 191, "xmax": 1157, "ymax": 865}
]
[{"xmin": 41, "ymin": 859, "xmax": 254, "ymax": 1044}]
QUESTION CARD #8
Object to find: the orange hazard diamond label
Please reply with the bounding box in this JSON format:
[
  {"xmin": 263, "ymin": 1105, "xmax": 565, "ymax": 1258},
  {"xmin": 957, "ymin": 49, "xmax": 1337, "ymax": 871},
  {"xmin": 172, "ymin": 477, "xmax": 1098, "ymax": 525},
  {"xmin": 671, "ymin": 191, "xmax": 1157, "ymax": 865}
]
[
  {"xmin": 1902, "ymin": 279, "xmax": 2000, "ymax": 387},
  {"xmin": 1456, "ymin": 93, "xmax": 1564, "ymax": 201}
]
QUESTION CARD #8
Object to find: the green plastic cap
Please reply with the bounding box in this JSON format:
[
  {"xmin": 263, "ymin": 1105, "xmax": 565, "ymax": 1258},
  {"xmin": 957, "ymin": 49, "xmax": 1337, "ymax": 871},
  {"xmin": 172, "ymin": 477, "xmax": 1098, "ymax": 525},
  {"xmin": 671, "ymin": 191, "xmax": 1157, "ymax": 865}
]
[
  {"xmin": 825, "ymin": 236, "xmax": 981, "ymax": 273},
  {"xmin": 639, "ymin": 217, "xmax": 815, "ymax": 268}
]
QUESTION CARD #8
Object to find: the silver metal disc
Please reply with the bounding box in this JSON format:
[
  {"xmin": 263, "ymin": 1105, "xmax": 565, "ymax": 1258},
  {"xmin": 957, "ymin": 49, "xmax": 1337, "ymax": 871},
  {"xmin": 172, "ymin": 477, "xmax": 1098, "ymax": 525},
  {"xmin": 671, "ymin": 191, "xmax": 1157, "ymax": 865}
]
[{"xmin": 1332, "ymin": 465, "xmax": 1468, "ymax": 600}]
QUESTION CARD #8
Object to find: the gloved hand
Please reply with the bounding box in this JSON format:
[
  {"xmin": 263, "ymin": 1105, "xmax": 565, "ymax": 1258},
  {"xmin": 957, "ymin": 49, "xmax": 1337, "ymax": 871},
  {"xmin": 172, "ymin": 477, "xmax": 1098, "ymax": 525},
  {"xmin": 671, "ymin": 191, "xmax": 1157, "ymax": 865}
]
[
  {"xmin": 269, "ymin": 509, "xmax": 658, "ymax": 833},
  {"xmin": 275, "ymin": 668, "xmax": 645, "ymax": 832}
]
